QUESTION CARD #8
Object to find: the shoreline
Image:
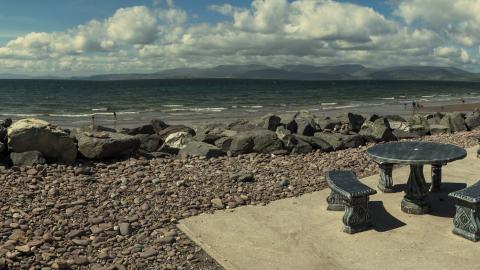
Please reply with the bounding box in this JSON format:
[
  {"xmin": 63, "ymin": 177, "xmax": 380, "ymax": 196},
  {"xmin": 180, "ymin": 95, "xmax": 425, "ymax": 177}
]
[{"xmin": 4, "ymin": 98, "xmax": 480, "ymax": 129}]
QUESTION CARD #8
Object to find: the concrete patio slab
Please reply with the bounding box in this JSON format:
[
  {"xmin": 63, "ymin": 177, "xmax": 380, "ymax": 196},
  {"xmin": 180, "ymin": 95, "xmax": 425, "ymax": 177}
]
[{"xmin": 178, "ymin": 147, "xmax": 480, "ymax": 270}]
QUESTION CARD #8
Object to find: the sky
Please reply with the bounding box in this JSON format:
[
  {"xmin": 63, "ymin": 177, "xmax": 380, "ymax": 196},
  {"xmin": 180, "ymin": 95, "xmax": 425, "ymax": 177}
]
[{"xmin": 0, "ymin": 0, "xmax": 479, "ymax": 75}]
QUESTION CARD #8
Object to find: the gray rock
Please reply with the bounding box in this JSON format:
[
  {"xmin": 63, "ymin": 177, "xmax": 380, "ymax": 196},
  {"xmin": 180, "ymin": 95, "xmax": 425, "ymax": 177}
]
[
  {"xmin": 316, "ymin": 117, "xmax": 341, "ymax": 131},
  {"xmin": 150, "ymin": 119, "xmax": 169, "ymax": 133},
  {"xmin": 439, "ymin": 112, "xmax": 467, "ymax": 132},
  {"xmin": 392, "ymin": 129, "xmax": 420, "ymax": 139},
  {"xmin": 135, "ymin": 134, "xmax": 161, "ymax": 152},
  {"xmin": 178, "ymin": 141, "xmax": 225, "ymax": 158},
  {"xmin": 465, "ymin": 111, "xmax": 480, "ymax": 130},
  {"xmin": 294, "ymin": 111, "xmax": 320, "ymax": 136},
  {"xmin": 426, "ymin": 112, "xmax": 444, "ymax": 125},
  {"xmin": 119, "ymin": 223, "xmax": 131, "ymax": 236},
  {"xmin": 257, "ymin": 114, "xmax": 281, "ymax": 131},
  {"xmin": 214, "ymin": 137, "xmax": 232, "ymax": 151},
  {"xmin": 227, "ymin": 119, "xmax": 257, "ymax": 131},
  {"xmin": 196, "ymin": 123, "xmax": 228, "ymax": 137},
  {"xmin": 0, "ymin": 126, "xmax": 6, "ymax": 142},
  {"xmin": 193, "ymin": 133, "xmax": 221, "ymax": 144},
  {"xmin": 295, "ymin": 135, "xmax": 333, "ymax": 152},
  {"xmin": 429, "ymin": 124, "xmax": 450, "ymax": 135},
  {"xmin": 0, "ymin": 142, "xmax": 4, "ymax": 153},
  {"xmin": 120, "ymin": 124, "xmax": 155, "ymax": 135},
  {"xmin": 10, "ymin": 151, "xmax": 46, "ymax": 166},
  {"xmin": 230, "ymin": 173, "xmax": 255, "ymax": 182},
  {"xmin": 275, "ymin": 125, "xmax": 291, "ymax": 140},
  {"xmin": 408, "ymin": 124, "xmax": 429, "ymax": 136},
  {"xmin": 281, "ymin": 135, "xmax": 313, "ymax": 154},
  {"xmin": 359, "ymin": 118, "xmax": 396, "ymax": 142},
  {"xmin": 337, "ymin": 112, "xmax": 365, "ymax": 132},
  {"xmin": 73, "ymin": 130, "xmax": 140, "ymax": 160},
  {"xmin": 314, "ymin": 132, "xmax": 364, "ymax": 150},
  {"xmin": 407, "ymin": 114, "xmax": 430, "ymax": 135},
  {"xmin": 7, "ymin": 118, "xmax": 77, "ymax": 164},
  {"xmin": 385, "ymin": 115, "xmax": 406, "ymax": 122},
  {"xmin": 1, "ymin": 118, "xmax": 12, "ymax": 128},
  {"xmin": 157, "ymin": 125, "xmax": 195, "ymax": 140},
  {"xmin": 229, "ymin": 130, "xmax": 284, "ymax": 155}
]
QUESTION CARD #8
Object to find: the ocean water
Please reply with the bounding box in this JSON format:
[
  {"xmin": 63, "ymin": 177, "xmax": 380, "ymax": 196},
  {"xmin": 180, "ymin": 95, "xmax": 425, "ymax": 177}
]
[{"xmin": 1, "ymin": 79, "xmax": 480, "ymax": 127}]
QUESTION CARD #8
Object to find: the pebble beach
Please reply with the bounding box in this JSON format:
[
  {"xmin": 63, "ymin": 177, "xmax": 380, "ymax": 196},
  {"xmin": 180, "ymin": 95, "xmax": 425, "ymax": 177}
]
[{"xmin": 1, "ymin": 129, "xmax": 478, "ymax": 270}]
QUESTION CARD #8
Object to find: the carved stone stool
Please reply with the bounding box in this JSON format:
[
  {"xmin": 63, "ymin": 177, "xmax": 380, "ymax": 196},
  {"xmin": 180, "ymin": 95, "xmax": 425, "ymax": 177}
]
[
  {"xmin": 326, "ymin": 170, "xmax": 377, "ymax": 234},
  {"xmin": 449, "ymin": 181, "xmax": 480, "ymax": 242}
]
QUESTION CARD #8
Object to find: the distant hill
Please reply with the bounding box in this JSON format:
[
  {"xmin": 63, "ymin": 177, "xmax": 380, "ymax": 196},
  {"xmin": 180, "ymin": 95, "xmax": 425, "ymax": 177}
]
[
  {"xmin": 81, "ymin": 64, "xmax": 480, "ymax": 81},
  {"xmin": 3, "ymin": 64, "xmax": 480, "ymax": 81}
]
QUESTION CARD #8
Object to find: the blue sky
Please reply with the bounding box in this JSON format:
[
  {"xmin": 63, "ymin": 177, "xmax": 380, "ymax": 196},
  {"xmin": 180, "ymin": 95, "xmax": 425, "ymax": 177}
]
[{"xmin": 0, "ymin": 0, "xmax": 478, "ymax": 75}]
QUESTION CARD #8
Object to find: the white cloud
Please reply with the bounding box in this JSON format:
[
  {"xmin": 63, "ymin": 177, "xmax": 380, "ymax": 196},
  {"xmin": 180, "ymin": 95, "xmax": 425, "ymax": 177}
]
[{"xmin": 1, "ymin": 1, "xmax": 479, "ymax": 75}]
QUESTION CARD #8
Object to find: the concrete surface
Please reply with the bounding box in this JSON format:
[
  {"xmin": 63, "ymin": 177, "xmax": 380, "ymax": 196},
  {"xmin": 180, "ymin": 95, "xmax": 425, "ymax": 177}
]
[{"xmin": 178, "ymin": 147, "xmax": 480, "ymax": 270}]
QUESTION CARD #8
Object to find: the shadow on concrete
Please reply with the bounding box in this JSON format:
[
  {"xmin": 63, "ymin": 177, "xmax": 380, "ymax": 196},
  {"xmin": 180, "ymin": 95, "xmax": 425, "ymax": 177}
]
[
  {"xmin": 369, "ymin": 201, "xmax": 406, "ymax": 232},
  {"xmin": 428, "ymin": 182, "xmax": 467, "ymax": 218}
]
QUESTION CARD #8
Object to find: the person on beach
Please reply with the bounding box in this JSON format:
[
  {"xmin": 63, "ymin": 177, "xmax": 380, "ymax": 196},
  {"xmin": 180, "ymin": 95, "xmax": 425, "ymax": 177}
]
[
  {"xmin": 91, "ymin": 115, "xmax": 95, "ymax": 129},
  {"xmin": 404, "ymin": 103, "xmax": 407, "ymax": 110},
  {"xmin": 113, "ymin": 111, "xmax": 117, "ymax": 129}
]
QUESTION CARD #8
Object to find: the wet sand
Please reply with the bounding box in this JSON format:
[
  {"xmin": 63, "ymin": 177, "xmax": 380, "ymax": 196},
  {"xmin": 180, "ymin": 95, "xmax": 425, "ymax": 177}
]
[{"xmin": 418, "ymin": 102, "xmax": 480, "ymax": 113}]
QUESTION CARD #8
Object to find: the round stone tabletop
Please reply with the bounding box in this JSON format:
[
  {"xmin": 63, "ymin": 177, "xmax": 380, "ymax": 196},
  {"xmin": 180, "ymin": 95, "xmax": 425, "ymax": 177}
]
[{"xmin": 367, "ymin": 141, "xmax": 467, "ymax": 165}]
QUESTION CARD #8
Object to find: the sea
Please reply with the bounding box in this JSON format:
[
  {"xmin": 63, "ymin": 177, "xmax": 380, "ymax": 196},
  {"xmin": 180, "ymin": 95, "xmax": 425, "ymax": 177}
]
[{"xmin": 1, "ymin": 79, "xmax": 480, "ymax": 128}]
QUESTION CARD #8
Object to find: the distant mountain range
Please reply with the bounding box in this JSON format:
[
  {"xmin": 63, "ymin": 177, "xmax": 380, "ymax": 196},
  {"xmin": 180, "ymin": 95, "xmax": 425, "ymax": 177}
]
[{"xmin": 2, "ymin": 64, "xmax": 480, "ymax": 81}]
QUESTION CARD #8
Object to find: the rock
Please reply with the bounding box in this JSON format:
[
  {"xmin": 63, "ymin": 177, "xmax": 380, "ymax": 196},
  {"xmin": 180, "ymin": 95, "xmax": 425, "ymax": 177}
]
[
  {"xmin": 281, "ymin": 134, "xmax": 312, "ymax": 154},
  {"xmin": 1, "ymin": 118, "xmax": 12, "ymax": 128},
  {"xmin": 359, "ymin": 118, "xmax": 396, "ymax": 142},
  {"xmin": 158, "ymin": 125, "xmax": 195, "ymax": 140},
  {"xmin": 135, "ymin": 134, "xmax": 161, "ymax": 152},
  {"xmin": 7, "ymin": 118, "xmax": 77, "ymax": 164},
  {"xmin": 314, "ymin": 132, "xmax": 364, "ymax": 150},
  {"xmin": 279, "ymin": 113, "xmax": 298, "ymax": 134},
  {"xmin": 316, "ymin": 117, "xmax": 341, "ymax": 131},
  {"xmin": 73, "ymin": 130, "xmax": 140, "ymax": 160},
  {"xmin": 389, "ymin": 121, "xmax": 409, "ymax": 132},
  {"xmin": 120, "ymin": 124, "xmax": 155, "ymax": 135},
  {"xmin": 196, "ymin": 123, "xmax": 228, "ymax": 137},
  {"xmin": 407, "ymin": 115, "xmax": 429, "ymax": 135},
  {"xmin": 0, "ymin": 142, "xmax": 4, "ymax": 153},
  {"xmin": 275, "ymin": 125, "xmax": 291, "ymax": 140},
  {"xmin": 392, "ymin": 129, "xmax": 420, "ymax": 139},
  {"xmin": 0, "ymin": 126, "xmax": 6, "ymax": 142},
  {"xmin": 139, "ymin": 248, "xmax": 157, "ymax": 258},
  {"xmin": 337, "ymin": 112, "xmax": 365, "ymax": 132},
  {"xmin": 429, "ymin": 124, "xmax": 450, "ymax": 135},
  {"xmin": 440, "ymin": 112, "xmax": 467, "ymax": 132},
  {"xmin": 193, "ymin": 133, "xmax": 221, "ymax": 144},
  {"xmin": 119, "ymin": 223, "xmax": 131, "ymax": 236},
  {"xmin": 15, "ymin": 245, "xmax": 30, "ymax": 253},
  {"xmin": 214, "ymin": 137, "xmax": 232, "ymax": 151},
  {"xmin": 257, "ymin": 114, "xmax": 281, "ymax": 131},
  {"xmin": 150, "ymin": 119, "xmax": 169, "ymax": 133},
  {"xmin": 211, "ymin": 198, "xmax": 224, "ymax": 209},
  {"xmin": 230, "ymin": 173, "xmax": 255, "ymax": 182},
  {"xmin": 385, "ymin": 115, "xmax": 406, "ymax": 122},
  {"xmin": 276, "ymin": 179, "xmax": 290, "ymax": 187},
  {"xmin": 163, "ymin": 132, "xmax": 192, "ymax": 149},
  {"xmin": 465, "ymin": 111, "xmax": 480, "ymax": 130},
  {"xmin": 10, "ymin": 151, "xmax": 46, "ymax": 166},
  {"xmin": 178, "ymin": 141, "xmax": 225, "ymax": 158},
  {"xmin": 426, "ymin": 112, "xmax": 444, "ymax": 125},
  {"xmin": 230, "ymin": 130, "xmax": 283, "ymax": 155},
  {"xmin": 227, "ymin": 119, "xmax": 258, "ymax": 131},
  {"xmin": 293, "ymin": 111, "xmax": 320, "ymax": 136},
  {"xmin": 74, "ymin": 166, "xmax": 92, "ymax": 175},
  {"xmin": 295, "ymin": 135, "xmax": 333, "ymax": 152}
]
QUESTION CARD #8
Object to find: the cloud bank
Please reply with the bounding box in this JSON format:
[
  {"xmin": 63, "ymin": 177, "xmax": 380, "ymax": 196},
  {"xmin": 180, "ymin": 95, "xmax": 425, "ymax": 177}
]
[{"xmin": 1, "ymin": 0, "xmax": 479, "ymax": 75}]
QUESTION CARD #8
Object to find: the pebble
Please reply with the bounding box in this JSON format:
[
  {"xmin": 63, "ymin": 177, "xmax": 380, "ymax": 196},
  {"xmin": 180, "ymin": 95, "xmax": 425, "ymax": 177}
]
[
  {"xmin": 139, "ymin": 248, "xmax": 158, "ymax": 258},
  {"xmin": 119, "ymin": 222, "xmax": 131, "ymax": 236},
  {"xmin": 210, "ymin": 198, "xmax": 224, "ymax": 209}
]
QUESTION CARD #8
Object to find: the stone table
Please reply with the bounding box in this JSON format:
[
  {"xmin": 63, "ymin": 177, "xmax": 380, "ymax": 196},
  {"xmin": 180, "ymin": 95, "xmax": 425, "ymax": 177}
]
[{"xmin": 367, "ymin": 141, "xmax": 467, "ymax": 214}]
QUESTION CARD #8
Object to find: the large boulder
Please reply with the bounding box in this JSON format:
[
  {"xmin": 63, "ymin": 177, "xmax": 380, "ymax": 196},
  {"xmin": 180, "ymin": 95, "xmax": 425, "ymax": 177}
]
[
  {"xmin": 10, "ymin": 151, "xmax": 46, "ymax": 166},
  {"xmin": 465, "ymin": 111, "xmax": 480, "ymax": 130},
  {"xmin": 73, "ymin": 130, "xmax": 140, "ymax": 160},
  {"xmin": 295, "ymin": 135, "xmax": 333, "ymax": 152},
  {"xmin": 227, "ymin": 119, "xmax": 257, "ymax": 131},
  {"xmin": 193, "ymin": 133, "xmax": 221, "ymax": 144},
  {"xmin": 439, "ymin": 112, "xmax": 467, "ymax": 133},
  {"xmin": 163, "ymin": 132, "xmax": 193, "ymax": 149},
  {"xmin": 7, "ymin": 118, "xmax": 77, "ymax": 164},
  {"xmin": 314, "ymin": 132, "xmax": 364, "ymax": 150},
  {"xmin": 214, "ymin": 137, "xmax": 233, "ymax": 152},
  {"xmin": 150, "ymin": 119, "xmax": 169, "ymax": 133},
  {"xmin": 392, "ymin": 129, "xmax": 420, "ymax": 140},
  {"xmin": 429, "ymin": 124, "xmax": 450, "ymax": 135},
  {"xmin": 275, "ymin": 125, "xmax": 291, "ymax": 140},
  {"xmin": 385, "ymin": 115, "xmax": 408, "ymax": 132},
  {"xmin": 407, "ymin": 115, "xmax": 429, "ymax": 136},
  {"xmin": 178, "ymin": 141, "xmax": 225, "ymax": 159},
  {"xmin": 337, "ymin": 113, "xmax": 365, "ymax": 133},
  {"xmin": 120, "ymin": 124, "xmax": 155, "ymax": 135},
  {"xmin": 257, "ymin": 114, "xmax": 281, "ymax": 131},
  {"xmin": 158, "ymin": 125, "xmax": 195, "ymax": 140},
  {"xmin": 316, "ymin": 117, "xmax": 341, "ymax": 131},
  {"xmin": 195, "ymin": 123, "xmax": 228, "ymax": 137},
  {"xmin": 294, "ymin": 111, "xmax": 320, "ymax": 136},
  {"xmin": 426, "ymin": 112, "xmax": 444, "ymax": 125},
  {"xmin": 281, "ymin": 135, "xmax": 313, "ymax": 154},
  {"xmin": 135, "ymin": 134, "xmax": 161, "ymax": 152},
  {"xmin": 359, "ymin": 118, "xmax": 396, "ymax": 142},
  {"xmin": 229, "ymin": 130, "xmax": 283, "ymax": 155}
]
